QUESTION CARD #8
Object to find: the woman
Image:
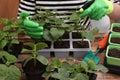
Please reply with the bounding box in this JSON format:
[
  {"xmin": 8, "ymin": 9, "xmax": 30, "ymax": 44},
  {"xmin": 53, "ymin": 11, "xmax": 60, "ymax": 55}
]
[{"xmin": 18, "ymin": 0, "xmax": 120, "ymax": 39}]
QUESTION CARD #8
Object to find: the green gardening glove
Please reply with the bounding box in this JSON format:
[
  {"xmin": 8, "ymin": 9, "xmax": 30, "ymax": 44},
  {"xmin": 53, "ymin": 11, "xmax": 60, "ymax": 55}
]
[
  {"xmin": 19, "ymin": 12, "xmax": 43, "ymax": 40},
  {"xmin": 80, "ymin": 0, "xmax": 113, "ymax": 20}
]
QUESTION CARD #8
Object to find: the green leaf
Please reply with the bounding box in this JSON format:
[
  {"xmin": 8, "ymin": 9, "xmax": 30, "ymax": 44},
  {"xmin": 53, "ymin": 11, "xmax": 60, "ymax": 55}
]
[
  {"xmin": 92, "ymin": 28, "xmax": 99, "ymax": 34},
  {"xmin": 9, "ymin": 31, "xmax": 19, "ymax": 37},
  {"xmin": 0, "ymin": 39, "xmax": 8, "ymax": 49},
  {"xmin": 46, "ymin": 64, "xmax": 55, "ymax": 72},
  {"xmin": 0, "ymin": 77, "xmax": 6, "ymax": 80},
  {"xmin": 96, "ymin": 64, "xmax": 108, "ymax": 73},
  {"xmin": 45, "ymin": 19, "xmax": 50, "ymax": 23},
  {"xmin": 0, "ymin": 64, "xmax": 8, "ymax": 76},
  {"xmin": 54, "ymin": 18, "xmax": 63, "ymax": 25},
  {"xmin": 87, "ymin": 59, "xmax": 96, "ymax": 70},
  {"xmin": 83, "ymin": 31, "xmax": 95, "ymax": 41},
  {"xmin": 75, "ymin": 73, "xmax": 89, "ymax": 80},
  {"xmin": 61, "ymin": 23, "xmax": 70, "ymax": 28},
  {"xmin": 0, "ymin": 51, "xmax": 17, "ymax": 65},
  {"xmin": 51, "ymin": 58, "xmax": 62, "ymax": 68},
  {"xmin": 70, "ymin": 12, "xmax": 79, "ymax": 21},
  {"xmin": 79, "ymin": 61, "xmax": 89, "ymax": 72},
  {"xmin": 0, "ymin": 32, "xmax": 7, "ymax": 41},
  {"xmin": 50, "ymin": 28, "xmax": 60, "ymax": 40},
  {"xmin": 0, "ymin": 51, "xmax": 9, "ymax": 55},
  {"xmin": 23, "ymin": 42, "xmax": 35, "ymax": 50},
  {"xmin": 11, "ymin": 39, "xmax": 19, "ymax": 44},
  {"xmin": 42, "ymin": 71, "xmax": 52, "ymax": 78},
  {"xmin": 37, "ymin": 56, "xmax": 48, "ymax": 65},
  {"xmin": 16, "ymin": 28, "xmax": 25, "ymax": 34},
  {"xmin": 21, "ymin": 42, "xmax": 35, "ymax": 53},
  {"xmin": 5, "ymin": 54, "xmax": 17, "ymax": 66},
  {"xmin": 36, "ymin": 42, "xmax": 48, "ymax": 51},
  {"xmin": 62, "ymin": 62, "xmax": 71, "ymax": 69},
  {"xmin": 15, "ymin": 19, "xmax": 24, "ymax": 25},
  {"xmin": 23, "ymin": 56, "xmax": 33, "ymax": 67},
  {"xmin": 51, "ymin": 73, "xmax": 63, "ymax": 80},
  {"xmin": 58, "ymin": 68, "xmax": 70, "ymax": 78},
  {"xmin": 43, "ymin": 29, "xmax": 53, "ymax": 41},
  {"xmin": 50, "ymin": 28, "xmax": 65, "ymax": 41},
  {"xmin": 0, "ymin": 64, "xmax": 21, "ymax": 80},
  {"xmin": 57, "ymin": 28, "xmax": 65, "ymax": 37},
  {"xmin": 3, "ymin": 26, "xmax": 11, "ymax": 31},
  {"xmin": 0, "ymin": 18, "xmax": 14, "ymax": 25},
  {"xmin": 21, "ymin": 48, "xmax": 34, "ymax": 53},
  {"xmin": 67, "ymin": 26, "xmax": 76, "ymax": 32},
  {"xmin": 51, "ymin": 68, "xmax": 70, "ymax": 80},
  {"xmin": 7, "ymin": 65, "xmax": 21, "ymax": 80},
  {"xmin": 62, "ymin": 62, "xmax": 75, "ymax": 73}
]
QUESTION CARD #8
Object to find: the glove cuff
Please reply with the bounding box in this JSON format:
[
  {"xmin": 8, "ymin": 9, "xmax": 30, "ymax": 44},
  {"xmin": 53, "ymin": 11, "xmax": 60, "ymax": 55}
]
[{"xmin": 105, "ymin": 0, "xmax": 114, "ymax": 14}]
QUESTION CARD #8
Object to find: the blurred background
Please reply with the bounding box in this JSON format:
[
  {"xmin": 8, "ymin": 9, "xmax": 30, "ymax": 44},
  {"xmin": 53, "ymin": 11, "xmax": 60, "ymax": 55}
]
[{"xmin": 0, "ymin": 0, "xmax": 19, "ymax": 30}]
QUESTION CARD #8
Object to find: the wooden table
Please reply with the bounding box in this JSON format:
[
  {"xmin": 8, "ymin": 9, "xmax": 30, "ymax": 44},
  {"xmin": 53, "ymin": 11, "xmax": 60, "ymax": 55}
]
[{"xmin": 16, "ymin": 33, "xmax": 120, "ymax": 80}]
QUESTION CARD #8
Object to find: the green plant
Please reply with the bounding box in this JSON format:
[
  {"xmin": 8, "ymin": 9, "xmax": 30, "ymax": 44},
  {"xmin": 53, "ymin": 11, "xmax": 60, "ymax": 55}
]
[
  {"xmin": 21, "ymin": 41, "xmax": 48, "ymax": 67},
  {"xmin": 42, "ymin": 57, "xmax": 108, "ymax": 80},
  {"xmin": 31, "ymin": 8, "xmax": 98, "ymax": 42},
  {"xmin": 0, "ymin": 51, "xmax": 21, "ymax": 80},
  {"xmin": 0, "ymin": 18, "xmax": 25, "ymax": 54},
  {"xmin": 0, "ymin": 17, "xmax": 26, "ymax": 80},
  {"xmin": 21, "ymin": 41, "xmax": 49, "ymax": 80},
  {"xmin": 69, "ymin": 11, "xmax": 99, "ymax": 41},
  {"xmin": 31, "ymin": 10, "xmax": 67, "ymax": 41}
]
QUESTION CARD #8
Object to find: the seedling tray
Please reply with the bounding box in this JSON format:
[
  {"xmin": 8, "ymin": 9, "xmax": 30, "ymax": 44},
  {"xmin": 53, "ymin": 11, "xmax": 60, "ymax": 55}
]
[{"xmin": 38, "ymin": 32, "xmax": 91, "ymax": 58}]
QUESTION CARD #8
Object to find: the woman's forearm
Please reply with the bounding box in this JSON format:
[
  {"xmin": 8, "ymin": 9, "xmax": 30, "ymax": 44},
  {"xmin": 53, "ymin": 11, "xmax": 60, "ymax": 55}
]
[{"xmin": 108, "ymin": 3, "xmax": 120, "ymax": 23}]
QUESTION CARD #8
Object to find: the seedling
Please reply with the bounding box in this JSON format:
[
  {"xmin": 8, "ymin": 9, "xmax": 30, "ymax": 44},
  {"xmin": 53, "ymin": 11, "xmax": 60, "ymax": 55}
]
[
  {"xmin": 42, "ymin": 57, "xmax": 108, "ymax": 80},
  {"xmin": 0, "ymin": 18, "xmax": 25, "ymax": 54},
  {"xmin": 21, "ymin": 41, "xmax": 48, "ymax": 67}
]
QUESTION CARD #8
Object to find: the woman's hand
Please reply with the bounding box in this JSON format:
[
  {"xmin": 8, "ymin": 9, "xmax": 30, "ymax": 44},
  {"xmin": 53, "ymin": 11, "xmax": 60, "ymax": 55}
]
[
  {"xmin": 20, "ymin": 12, "xmax": 43, "ymax": 40},
  {"xmin": 80, "ymin": 0, "xmax": 113, "ymax": 20}
]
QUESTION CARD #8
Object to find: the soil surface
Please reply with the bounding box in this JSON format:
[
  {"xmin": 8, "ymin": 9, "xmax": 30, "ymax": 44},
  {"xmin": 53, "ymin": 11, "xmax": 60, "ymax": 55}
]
[
  {"xmin": 108, "ymin": 49, "xmax": 120, "ymax": 58},
  {"xmin": 73, "ymin": 41, "xmax": 89, "ymax": 48},
  {"xmin": 54, "ymin": 41, "xmax": 70, "ymax": 48},
  {"xmin": 61, "ymin": 32, "xmax": 69, "ymax": 39},
  {"xmin": 113, "ymin": 27, "xmax": 120, "ymax": 32},
  {"xmin": 111, "ymin": 38, "xmax": 120, "ymax": 44},
  {"xmin": 72, "ymin": 32, "xmax": 82, "ymax": 39}
]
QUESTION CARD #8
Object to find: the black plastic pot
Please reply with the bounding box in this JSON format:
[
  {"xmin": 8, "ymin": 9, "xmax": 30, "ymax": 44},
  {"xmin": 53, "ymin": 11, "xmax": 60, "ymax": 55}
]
[
  {"xmin": 22, "ymin": 59, "xmax": 47, "ymax": 80},
  {"xmin": 89, "ymin": 73, "xmax": 97, "ymax": 80},
  {"xmin": 48, "ymin": 73, "xmax": 97, "ymax": 80},
  {"xmin": 104, "ymin": 57, "xmax": 120, "ymax": 75},
  {"xmin": 4, "ymin": 42, "xmax": 23, "ymax": 57},
  {"xmin": 48, "ymin": 77, "xmax": 59, "ymax": 80}
]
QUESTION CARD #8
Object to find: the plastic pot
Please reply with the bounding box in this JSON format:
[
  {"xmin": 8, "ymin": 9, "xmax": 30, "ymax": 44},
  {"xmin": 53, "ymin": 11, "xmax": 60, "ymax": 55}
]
[
  {"xmin": 108, "ymin": 33, "xmax": 120, "ymax": 46},
  {"xmin": 106, "ymin": 45, "xmax": 120, "ymax": 66},
  {"xmin": 110, "ymin": 23, "xmax": 120, "ymax": 33},
  {"xmin": 22, "ymin": 59, "xmax": 47, "ymax": 80}
]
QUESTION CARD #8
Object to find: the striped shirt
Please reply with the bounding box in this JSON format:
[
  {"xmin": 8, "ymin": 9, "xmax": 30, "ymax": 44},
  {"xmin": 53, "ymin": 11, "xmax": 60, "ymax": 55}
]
[{"xmin": 18, "ymin": 0, "xmax": 91, "ymax": 30}]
